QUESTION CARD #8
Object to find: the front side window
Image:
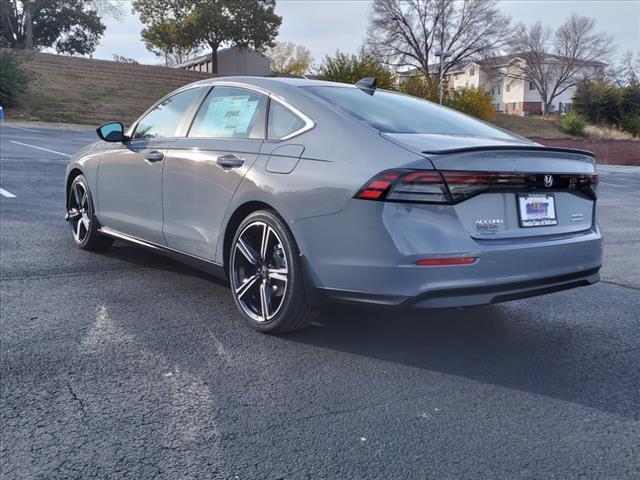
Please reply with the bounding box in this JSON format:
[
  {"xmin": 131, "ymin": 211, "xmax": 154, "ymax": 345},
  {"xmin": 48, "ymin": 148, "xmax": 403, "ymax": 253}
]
[
  {"xmin": 268, "ymin": 101, "xmax": 306, "ymax": 140},
  {"xmin": 133, "ymin": 87, "xmax": 203, "ymax": 139},
  {"xmin": 189, "ymin": 86, "xmax": 268, "ymax": 139},
  {"xmin": 305, "ymin": 86, "xmax": 515, "ymax": 139}
]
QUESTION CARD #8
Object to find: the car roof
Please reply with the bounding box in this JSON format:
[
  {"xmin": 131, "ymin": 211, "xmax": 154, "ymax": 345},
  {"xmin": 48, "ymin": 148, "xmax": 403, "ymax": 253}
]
[{"xmin": 189, "ymin": 76, "xmax": 356, "ymax": 91}]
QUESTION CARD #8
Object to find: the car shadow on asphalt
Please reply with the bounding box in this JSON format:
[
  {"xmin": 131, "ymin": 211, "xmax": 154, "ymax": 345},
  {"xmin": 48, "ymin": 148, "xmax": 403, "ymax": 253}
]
[
  {"xmin": 283, "ymin": 302, "xmax": 640, "ymax": 420},
  {"xmin": 93, "ymin": 242, "xmax": 638, "ymax": 420},
  {"xmin": 100, "ymin": 241, "xmax": 229, "ymax": 285}
]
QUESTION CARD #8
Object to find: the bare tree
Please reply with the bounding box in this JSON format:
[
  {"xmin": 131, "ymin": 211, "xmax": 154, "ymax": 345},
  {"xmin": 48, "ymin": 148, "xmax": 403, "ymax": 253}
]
[
  {"xmin": 366, "ymin": 0, "xmax": 512, "ymax": 83},
  {"xmin": 162, "ymin": 47, "xmax": 203, "ymax": 67},
  {"xmin": 505, "ymin": 15, "xmax": 614, "ymax": 115},
  {"xmin": 89, "ymin": 0, "xmax": 124, "ymax": 20},
  {"xmin": 607, "ymin": 50, "xmax": 640, "ymax": 86}
]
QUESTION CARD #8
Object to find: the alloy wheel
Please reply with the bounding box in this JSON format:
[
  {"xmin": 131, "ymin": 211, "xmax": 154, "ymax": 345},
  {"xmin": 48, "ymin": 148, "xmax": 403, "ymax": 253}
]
[
  {"xmin": 231, "ymin": 221, "xmax": 289, "ymax": 322},
  {"xmin": 68, "ymin": 181, "xmax": 91, "ymax": 244}
]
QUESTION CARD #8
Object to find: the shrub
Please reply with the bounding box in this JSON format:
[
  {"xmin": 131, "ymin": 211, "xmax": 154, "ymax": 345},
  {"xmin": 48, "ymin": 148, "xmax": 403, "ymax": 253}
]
[
  {"xmin": 0, "ymin": 49, "xmax": 31, "ymax": 106},
  {"xmin": 316, "ymin": 50, "xmax": 397, "ymax": 90},
  {"xmin": 560, "ymin": 112, "xmax": 587, "ymax": 136},
  {"xmin": 399, "ymin": 76, "xmax": 494, "ymax": 121},
  {"xmin": 573, "ymin": 79, "xmax": 623, "ymax": 124},
  {"xmin": 399, "ymin": 75, "xmax": 439, "ymax": 102},
  {"xmin": 619, "ymin": 114, "xmax": 640, "ymax": 137},
  {"xmin": 447, "ymin": 87, "xmax": 495, "ymax": 121},
  {"xmin": 621, "ymin": 83, "xmax": 640, "ymax": 117}
]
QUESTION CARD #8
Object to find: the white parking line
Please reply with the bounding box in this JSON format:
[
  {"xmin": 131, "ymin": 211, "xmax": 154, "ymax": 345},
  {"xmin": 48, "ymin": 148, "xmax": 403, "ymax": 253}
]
[
  {"xmin": 9, "ymin": 140, "xmax": 71, "ymax": 157},
  {"xmin": 0, "ymin": 188, "xmax": 17, "ymax": 198},
  {"xmin": 1, "ymin": 125, "xmax": 40, "ymax": 133}
]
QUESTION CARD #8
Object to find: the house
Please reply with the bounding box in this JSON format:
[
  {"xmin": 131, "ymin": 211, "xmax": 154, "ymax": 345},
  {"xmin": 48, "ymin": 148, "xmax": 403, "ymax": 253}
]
[
  {"xmin": 174, "ymin": 46, "xmax": 272, "ymax": 76},
  {"xmin": 398, "ymin": 53, "xmax": 606, "ymax": 115}
]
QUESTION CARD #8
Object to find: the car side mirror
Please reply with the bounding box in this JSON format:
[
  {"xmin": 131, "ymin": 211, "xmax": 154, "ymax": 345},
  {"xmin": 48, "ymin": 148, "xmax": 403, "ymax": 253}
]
[{"xmin": 96, "ymin": 122, "xmax": 128, "ymax": 142}]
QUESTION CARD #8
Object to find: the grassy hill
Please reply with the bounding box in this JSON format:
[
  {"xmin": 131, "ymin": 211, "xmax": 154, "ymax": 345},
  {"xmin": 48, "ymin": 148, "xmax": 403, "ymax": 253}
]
[
  {"xmin": 5, "ymin": 51, "xmax": 212, "ymax": 126},
  {"xmin": 492, "ymin": 113, "xmax": 569, "ymax": 139}
]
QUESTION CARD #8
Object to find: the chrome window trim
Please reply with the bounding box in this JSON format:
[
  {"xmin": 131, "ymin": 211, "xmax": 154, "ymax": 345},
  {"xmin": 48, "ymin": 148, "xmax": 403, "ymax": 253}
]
[
  {"xmin": 127, "ymin": 80, "xmax": 316, "ymax": 142},
  {"xmin": 268, "ymin": 96, "xmax": 316, "ymax": 141}
]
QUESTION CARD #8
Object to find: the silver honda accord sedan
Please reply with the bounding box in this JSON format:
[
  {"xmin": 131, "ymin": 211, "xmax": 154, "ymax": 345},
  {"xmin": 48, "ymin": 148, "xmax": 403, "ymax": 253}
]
[{"xmin": 65, "ymin": 76, "xmax": 602, "ymax": 332}]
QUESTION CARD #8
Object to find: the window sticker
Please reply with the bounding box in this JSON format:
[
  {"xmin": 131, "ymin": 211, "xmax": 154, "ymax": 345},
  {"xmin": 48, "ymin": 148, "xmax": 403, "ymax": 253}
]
[{"xmin": 201, "ymin": 95, "xmax": 259, "ymax": 136}]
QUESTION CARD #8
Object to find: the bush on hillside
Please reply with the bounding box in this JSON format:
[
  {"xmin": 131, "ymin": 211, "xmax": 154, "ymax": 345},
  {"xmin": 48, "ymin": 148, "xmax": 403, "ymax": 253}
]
[
  {"xmin": 621, "ymin": 83, "xmax": 640, "ymax": 117},
  {"xmin": 448, "ymin": 87, "xmax": 495, "ymax": 121},
  {"xmin": 316, "ymin": 50, "xmax": 397, "ymax": 90},
  {"xmin": 619, "ymin": 114, "xmax": 640, "ymax": 137},
  {"xmin": 573, "ymin": 79, "xmax": 623, "ymax": 125},
  {"xmin": 399, "ymin": 76, "xmax": 494, "ymax": 121},
  {"xmin": 560, "ymin": 111, "xmax": 587, "ymax": 136},
  {"xmin": 399, "ymin": 75, "xmax": 439, "ymax": 102},
  {"xmin": 0, "ymin": 50, "xmax": 31, "ymax": 106}
]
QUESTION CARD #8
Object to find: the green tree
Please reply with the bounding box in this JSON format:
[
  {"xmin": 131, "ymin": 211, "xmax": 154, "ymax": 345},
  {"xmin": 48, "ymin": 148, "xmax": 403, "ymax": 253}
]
[
  {"xmin": 316, "ymin": 50, "xmax": 397, "ymax": 90},
  {"xmin": 0, "ymin": 49, "xmax": 31, "ymax": 106},
  {"xmin": 573, "ymin": 79, "xmax": 624, "ymax": 125},
  {"xmin": 0, "ymin": 0, "xmax": 106, "ymax": 55},
  {"xmin": 266, "ymin": 41, "xmax": 312, "ymax": 76},
  {"xmin": 133, "ymin": 0, "xmax": 282, "ymax": 74}
]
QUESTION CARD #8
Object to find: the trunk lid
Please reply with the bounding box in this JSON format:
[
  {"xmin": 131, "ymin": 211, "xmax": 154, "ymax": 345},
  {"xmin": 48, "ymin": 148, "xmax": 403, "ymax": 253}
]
[{"xmin": 382, "ymin": 133, "xmax": 597, "ymax": 240}]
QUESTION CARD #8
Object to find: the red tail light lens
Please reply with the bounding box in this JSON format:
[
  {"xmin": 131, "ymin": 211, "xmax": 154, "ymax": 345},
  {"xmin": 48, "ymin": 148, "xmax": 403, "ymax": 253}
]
[
  {"xmin": 355, "ymin": 170, "xmax": 599, "ymax": 204},
  {"xmin": 355, "ymin": 170, "xmax": 450, "ymax": 203}
]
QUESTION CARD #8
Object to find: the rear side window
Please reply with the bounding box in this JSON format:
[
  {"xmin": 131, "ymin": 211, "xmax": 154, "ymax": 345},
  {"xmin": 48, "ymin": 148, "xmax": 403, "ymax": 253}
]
[
  {"xmin": 268, "ymin": 101, "xmax": 306, "ymax": 140},
  {"xmin": 188, "ymin": 86, "xmax": 268, "ymax": 139},
  {"xmin": 133, "ymin": 87, "xmax": 203, "ymax": 139},
  {"xmin": 305, "ymin": 86, "xmax": 515, "ymax": 139}
]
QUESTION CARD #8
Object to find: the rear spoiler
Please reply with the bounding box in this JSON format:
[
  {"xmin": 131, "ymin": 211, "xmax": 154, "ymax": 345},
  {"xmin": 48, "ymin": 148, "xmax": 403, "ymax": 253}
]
[{"xmin": 422, "ymin": 145, "xmax": 595, "ymax": 157}]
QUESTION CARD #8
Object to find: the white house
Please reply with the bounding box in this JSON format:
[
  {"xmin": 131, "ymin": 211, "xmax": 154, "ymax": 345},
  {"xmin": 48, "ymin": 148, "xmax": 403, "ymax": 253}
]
[
  {"xmin": 174, "ymin": 46, "xmax": 272, "ymax": 76},
  {"xmin": 398, "ymin": 53, "xmax": 605, "ymax": 115}
]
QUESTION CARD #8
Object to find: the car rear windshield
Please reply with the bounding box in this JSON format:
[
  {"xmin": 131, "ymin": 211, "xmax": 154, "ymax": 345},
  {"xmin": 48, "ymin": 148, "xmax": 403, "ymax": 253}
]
[{"xmin": 305, "ymin": 86, "xmax": 515, "ymax": 139}]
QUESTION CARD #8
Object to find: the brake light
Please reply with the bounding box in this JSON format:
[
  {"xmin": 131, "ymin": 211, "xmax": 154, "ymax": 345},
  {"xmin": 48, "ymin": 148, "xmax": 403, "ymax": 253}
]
[
  {"xmin": 443, "ymin": 172, "xmax": 532, "ymax": 202},
  {"xmin": 355, "ymin": 170, "xmax": 450, "ymax": 203},
  {"xmin": 354, "ymin": 170, "xmax": 599, "ymax": 204}
]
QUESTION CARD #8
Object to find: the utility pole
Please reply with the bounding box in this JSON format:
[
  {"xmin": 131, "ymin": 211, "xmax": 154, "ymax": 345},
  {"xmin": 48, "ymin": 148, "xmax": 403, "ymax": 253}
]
[{"xmin": 435, "ymin": 50, "xmax": 452, "ymax": 105}]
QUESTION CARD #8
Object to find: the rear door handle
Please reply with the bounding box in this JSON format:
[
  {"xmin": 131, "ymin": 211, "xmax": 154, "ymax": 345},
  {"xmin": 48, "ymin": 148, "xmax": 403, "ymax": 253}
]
[
  {"xmin": 216, "ymin": 154, "xmax": 245, "ymax": 169},
  {"xmin": 144, "ymin": 151, "xmax": 164, "ymax": 163}
]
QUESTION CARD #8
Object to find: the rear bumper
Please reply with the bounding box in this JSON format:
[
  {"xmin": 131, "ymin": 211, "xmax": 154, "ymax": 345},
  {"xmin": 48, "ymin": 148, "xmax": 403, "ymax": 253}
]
[
  {"xmin": 293, "ymin": 200, "xmax": 603, "ymax": 309},
  {"xmin": 318, "ymin": 267, "xmax": 600, "ymax": 308}
]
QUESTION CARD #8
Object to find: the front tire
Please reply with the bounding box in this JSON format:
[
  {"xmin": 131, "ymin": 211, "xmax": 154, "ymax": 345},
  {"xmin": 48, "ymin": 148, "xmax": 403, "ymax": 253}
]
[
  {"xmin": 67, "ymin": 175, "xmax": 113, "ymax": 251},
  {"xmin": 229, "ymin": 210, "xmax": 319, "ymax": 333}
]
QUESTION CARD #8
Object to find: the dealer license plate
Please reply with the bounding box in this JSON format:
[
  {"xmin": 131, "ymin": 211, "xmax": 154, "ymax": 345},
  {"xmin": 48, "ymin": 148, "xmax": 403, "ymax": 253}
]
[{"xmin": 517, "ymin": 193, "xmax": 558, "ymax": 227}]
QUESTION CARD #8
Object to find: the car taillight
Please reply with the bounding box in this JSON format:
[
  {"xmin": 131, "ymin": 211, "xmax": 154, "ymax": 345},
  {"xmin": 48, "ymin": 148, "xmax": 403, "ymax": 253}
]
[
  {"xmin": 355, "ymin": 170, "xmax": 451, "ymax": 203},
  {"xmin": 559, "ymin": 173, "xmax": 598, "ymax": 197},
  {"xmin": 354, "ymin": 170, "xmax": 599, "ymax": 204}
]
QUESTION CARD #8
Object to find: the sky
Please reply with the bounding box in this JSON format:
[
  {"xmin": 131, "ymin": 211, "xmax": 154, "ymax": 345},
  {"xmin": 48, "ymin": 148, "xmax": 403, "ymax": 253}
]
[{"xmin": 92, "ymin": 0, "xmax": 640, "ymax": 66}]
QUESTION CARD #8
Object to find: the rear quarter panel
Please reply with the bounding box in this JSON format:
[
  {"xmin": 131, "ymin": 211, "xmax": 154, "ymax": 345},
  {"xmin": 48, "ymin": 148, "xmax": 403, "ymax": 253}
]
[{"xmin": 215, "ymin": 87, "xmax": 427, "ymax": 264}]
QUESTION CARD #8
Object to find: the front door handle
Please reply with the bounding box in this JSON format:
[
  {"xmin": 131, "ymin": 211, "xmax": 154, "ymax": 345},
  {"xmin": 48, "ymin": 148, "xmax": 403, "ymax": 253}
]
[
  {"xmin": 216, "ymin": 154, "xmax": 245, "ymax": 169},
  {"xmin": 144, "ymin": 151, "xmax": 164, "ymax": 163}
]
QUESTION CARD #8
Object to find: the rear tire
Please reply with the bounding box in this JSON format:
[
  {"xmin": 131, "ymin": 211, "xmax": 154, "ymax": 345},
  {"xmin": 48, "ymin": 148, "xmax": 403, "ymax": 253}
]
[
  {"xmin": 68, "ymin": 175, "xmax": 114, "ymax": 251},
  {"xmin": 229, "ymin": 209, "xmax": 319, "ymax": 333}
]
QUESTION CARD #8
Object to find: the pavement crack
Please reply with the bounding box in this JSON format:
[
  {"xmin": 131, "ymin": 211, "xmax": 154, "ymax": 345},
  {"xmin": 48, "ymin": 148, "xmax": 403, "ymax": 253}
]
[
  {"xmin": 600, "ymin": 277, "xmax": 640, "ymax": 291},
  {"xmin": 66, "ymin": 381, "xmax": 87, "ymax": 422}
]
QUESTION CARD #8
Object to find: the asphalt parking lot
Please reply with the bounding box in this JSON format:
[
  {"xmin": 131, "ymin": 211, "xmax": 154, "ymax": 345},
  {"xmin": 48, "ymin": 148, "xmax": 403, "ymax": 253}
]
[{"xmin": 1, "ymin": 122, "xmax": 639, "ymax": 479}]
